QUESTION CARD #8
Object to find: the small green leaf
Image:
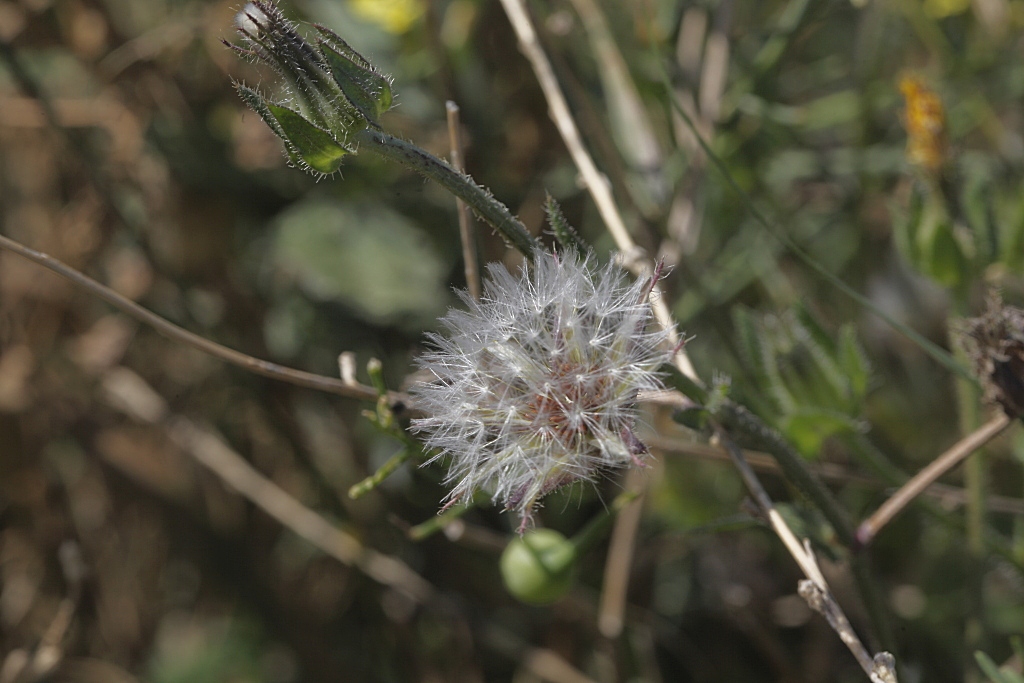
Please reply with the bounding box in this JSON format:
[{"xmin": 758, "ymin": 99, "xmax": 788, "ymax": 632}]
[
  {"xmin": 265, "ymin": 103, "xmax": 352, "ymax": 174},
  {"xmin": 235, "ymin": 84, "xmax": 289, "ymax": 142},
  {"xmin": 917, "ymin": 208, "xmax": 968, "ymax": 289},
  {"xmin": 837, "ymin": 325, "xmax": 870, "ymax": 404},
  {"xmin": 544, "ymin": 194, "xmax": 589, "ymax": 253},
  {"xmin": 781, "ymin": 408, "xmax": 860, "ymax": 458}
]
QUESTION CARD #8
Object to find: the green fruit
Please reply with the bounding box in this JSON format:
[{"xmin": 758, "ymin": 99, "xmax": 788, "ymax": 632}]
[{"xmin": 500, "ymin": 529, "xmax": 576, "ymax": 604}]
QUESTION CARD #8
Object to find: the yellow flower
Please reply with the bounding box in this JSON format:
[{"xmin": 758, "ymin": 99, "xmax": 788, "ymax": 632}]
[
  {"xmin": 899, "ymin": 74, "xmax": 947, "ymax": 174},
  {"xmin": 348, "ymin": 0, "xmax": 424, "ymax": 34}
]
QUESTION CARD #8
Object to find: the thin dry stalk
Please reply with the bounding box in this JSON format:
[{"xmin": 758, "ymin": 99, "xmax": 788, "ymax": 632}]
[
  {"xmin": 100, "ymin": 366, "xmax": 434, "ymax": 603},
  {"xmin": 711, "ymin": 422, "xmax": 897, "ymax": 682},
  {"xmin": 0, "ymin": 542, "xmax": 86, "ymax": 683},
  {"xmin": 445, "ymin": 100, "xmax": 481, "ymax": 301},
  {"xmin": 496, "ymin": 0, "xmax": 699, "ymax": 384},
  {"xmin": 856, "ymin": 412, "xmax": 1012, "ymax": 547},
  {"xmin": 597, "ymin": 468, "xmax": 646, "ymax": 639},
  {"xmin": 0, "ymin": 232, "xmax": 404, "ymax": 406}
]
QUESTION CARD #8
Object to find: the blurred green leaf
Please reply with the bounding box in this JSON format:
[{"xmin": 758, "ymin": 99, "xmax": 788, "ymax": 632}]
[
  {"xmin": 273, "ymin": 199, "xmax": 450, "ymax": 327},
  {"xmin": 975, "ymin": 651, "xmax": 1024, "ymax": 683},
  {"xmin": 781, "ymin": 408, "xmax": 860, "ymax": 458}
]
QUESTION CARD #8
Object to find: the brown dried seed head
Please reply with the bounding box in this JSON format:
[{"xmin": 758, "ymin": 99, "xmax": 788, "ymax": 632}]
[{"xmin": 963, "ymin": 296, "xmax": 1024, "ymax": 418}]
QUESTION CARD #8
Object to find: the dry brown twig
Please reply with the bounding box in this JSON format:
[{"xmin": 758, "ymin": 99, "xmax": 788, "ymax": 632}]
[
  {"xmin": 0, "ymin": 232, "xmax": 405, "ymax": 407},
  {"xmin": 647, "ymin": 434, "xmax": 1024, "ymax": 515},
  {"xmin": 0, "ymin": 542, "xmax": 86, "ymax": 683},
  {"xmin": 855, "ymin": 412, "xmax": 1013, "ymax": 548}
]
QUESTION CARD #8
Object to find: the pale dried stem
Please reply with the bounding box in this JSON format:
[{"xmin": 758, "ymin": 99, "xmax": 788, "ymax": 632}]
[
  {"xmin": 445, "ymin": 100, "xmax": 481, "ymax": 301},
  {"xmin": 856, "ymin": 412, "xmax": 1012, "ymax": 547},
  {"xmin": 100, "ymin": 366, "xmax": 434, "ymax": 603},
  {"xmin": 497, "ymin": 0, "xmax": 699, "ymax": 384},
  {"xmin": 1, "ymin": 543, "xmax": 86, "ymax": 683},
  {"xmin": 712, "ymin": 422, "xmax": 897, "ymax": 682},
  {"xmin": 523, "ymin": 649, "xmax": 599, "ymax": 683},
  {"xmin": 0, "ymin": 232, "xmax": 404, "ymax": 406},
  {"xmin": 597, "ymin": 468, "xmax": 646, "ymax": 639}
]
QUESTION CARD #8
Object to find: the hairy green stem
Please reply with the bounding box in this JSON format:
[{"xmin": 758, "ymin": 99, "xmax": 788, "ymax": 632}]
[
  {"xmin": 717, "ymin": 401, "xmax": 855, "ymax": 546},
  {"xmin": 356, "ymin": 129, "xmax": 541, "ymax": 259}
]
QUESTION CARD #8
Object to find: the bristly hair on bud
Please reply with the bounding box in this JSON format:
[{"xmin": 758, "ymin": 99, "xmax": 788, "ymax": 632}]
[
  {"xmin": 410, "ymin": 250, "xmax": 672, "ymax": 532},
  {"xmin": 225, "ymin": 0, "xmax": 394, "ymax": 176}
]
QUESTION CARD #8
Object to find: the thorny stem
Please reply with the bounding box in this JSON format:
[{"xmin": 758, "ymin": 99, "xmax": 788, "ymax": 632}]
[
  {"xmin": 445, "ymin": 101, "xmax": 482, "ymax": 301},
  {"xmin": 855, "ymin": 413, "xmax": 1012, "ymax": 548},
  {"xmin": 354, "ymin": 128, "xmax": 541, "ymax": 259},
  {"xmin": 0, "ymin": 232, "xmax": 402, "ymax": 406}
]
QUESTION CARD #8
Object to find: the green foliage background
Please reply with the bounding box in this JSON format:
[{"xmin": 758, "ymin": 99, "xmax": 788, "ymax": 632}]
[{"xmin": 1, "ymin": 0, "xmax": 1023, "ymax": 681}]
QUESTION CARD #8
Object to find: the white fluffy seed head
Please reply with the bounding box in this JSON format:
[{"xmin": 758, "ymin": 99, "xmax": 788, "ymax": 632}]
[{"xmin": 410, "ymin": 251, "xmax": 671, "ymax": 531}]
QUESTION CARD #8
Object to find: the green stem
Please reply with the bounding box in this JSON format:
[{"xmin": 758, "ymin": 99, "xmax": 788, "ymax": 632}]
[
  {"xmin": 356, "ymin": 129, "xmax": 541, "ymax": 259},
  {"xmin": 348, "ymin": 448, "xmax": 412, "ymax": 500},
  {"xmin": 409, "ymin": 501, "xmax": 477, "ymax": 541},
  {"xmin": 717, "ymin": 400, "xmax": 856, "ymax": 547},
  {"xmin": 952, "ymin": 323, "xmax": 988, "ymax": 671}
]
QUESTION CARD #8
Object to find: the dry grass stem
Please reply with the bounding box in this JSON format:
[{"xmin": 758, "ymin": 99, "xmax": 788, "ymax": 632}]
[
  {"xmin": 597, "ymin": 468, "xmax": 646, "ymax": 639},
  {"xmin": 647, "ymin": 435, "xmax": 1024, "ymax": 514},
  {"xmin": 496, "ymin": 0, "xmax": 699, "ymax": 384},
  {"xmin": 445, "ymin": 100, "xmax": 481, "ymax": 301},
  {"xmin": 856, "ymin": 412, "xmax": 1013, "ymax": 547}
]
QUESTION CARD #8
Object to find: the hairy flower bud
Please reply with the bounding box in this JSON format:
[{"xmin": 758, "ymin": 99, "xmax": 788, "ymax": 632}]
[
  {"xmin": 225, "ymin": 1, "xmax": 394, "ymax": 175},
  {"xmin": 411, "ymin": 251, "xmax": 671, "ymax": 531}
]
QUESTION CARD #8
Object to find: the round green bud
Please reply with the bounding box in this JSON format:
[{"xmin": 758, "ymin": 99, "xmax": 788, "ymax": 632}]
[{"xmin": 500, "ymin": 529, "xmax": 576, "ymax": 605}]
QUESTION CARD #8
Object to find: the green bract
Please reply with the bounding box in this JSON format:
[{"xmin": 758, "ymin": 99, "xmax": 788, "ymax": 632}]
[{"xmin": 226, "ymin": 1, "xmax": 394, "ymax": 175}]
